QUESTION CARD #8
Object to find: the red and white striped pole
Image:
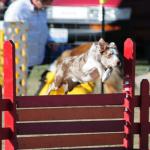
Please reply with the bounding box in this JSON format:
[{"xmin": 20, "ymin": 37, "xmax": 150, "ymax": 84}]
[{"xmin": 123, "ymin": 38, "xmax": 136, "ymax": 149}]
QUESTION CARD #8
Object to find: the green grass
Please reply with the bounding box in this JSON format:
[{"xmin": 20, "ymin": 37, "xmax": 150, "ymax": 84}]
[
  {"xmin": 27, "ymin": 64, "xmax": 49, "ymax": 95},
  {"xmin": 136, "ymin": 60, "xmax": 149, "ymax": 75}
]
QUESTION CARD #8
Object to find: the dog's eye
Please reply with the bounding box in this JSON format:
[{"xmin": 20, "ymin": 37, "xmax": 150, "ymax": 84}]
[
  {"xmin": 111, "ymin": 48, "xmax": 118, "ymax": 55},
  {"xmin": 106, "ymin": 45, "xmax": 109, "ymax": 49},
  {"xmin": 100, "ymin": 50, "xmax": 105, "ymax": 54},
  {"xmin": 107, "ymin": 52, "xmax": 113, "ymax": 58}
]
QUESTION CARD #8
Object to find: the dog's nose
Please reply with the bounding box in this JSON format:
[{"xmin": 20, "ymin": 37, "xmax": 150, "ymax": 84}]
[{"xmin": 117, "ymin": 61, "xmax": 121, "ymax": 66}]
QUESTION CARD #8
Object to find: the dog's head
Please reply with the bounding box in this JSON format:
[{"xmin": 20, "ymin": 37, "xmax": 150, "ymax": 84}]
[
  {"xmin": 97, "ymin": 38, "xmax": 120, "ymax": 69},
  {"xmin": 94, "ymin": 38, "xmax": 121, "ymax": 82}
]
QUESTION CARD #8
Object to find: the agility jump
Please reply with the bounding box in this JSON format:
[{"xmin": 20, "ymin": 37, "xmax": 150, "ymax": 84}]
[{"xmin": 0, "ymin": 39, "xmax": 149, "ymax": 149}]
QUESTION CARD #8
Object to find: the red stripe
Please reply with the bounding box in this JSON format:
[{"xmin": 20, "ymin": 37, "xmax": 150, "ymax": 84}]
[
  {"xmin": 16, "ymin": 93, "xmax": 124, "ymax": 108},
  {"xmin": 17, "ymin": 120, "xmax": 124, "ymax": 135},
  {"xmin": 17, "ymin": 133, "xmax": 124, "ymax": 149}
]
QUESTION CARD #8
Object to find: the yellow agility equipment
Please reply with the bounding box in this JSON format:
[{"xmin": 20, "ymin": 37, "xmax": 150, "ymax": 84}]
[
  {"xmin": 99, "ymin": 0, "xmax": 108, "ymax": 4},
  {"xmin": 38, "ymin": 71, "xmax": 95, "ymax": 95},
  {"xmin": 68, "ymin": 82, "xmax": 95, "ymax": 95}
]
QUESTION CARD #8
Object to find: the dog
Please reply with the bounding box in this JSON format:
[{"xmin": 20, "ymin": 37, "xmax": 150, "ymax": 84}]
[
  {"xmin": 47, "ymin": 38, "xmax": 121, "ymax": 94},
  {"xmin": 49, "ymin": 42, "xmax": 92, "ymax": 73}
]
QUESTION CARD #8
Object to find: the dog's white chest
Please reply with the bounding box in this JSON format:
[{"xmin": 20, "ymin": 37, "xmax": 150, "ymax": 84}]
[{"xmin": 82, "ymin": 57, "xmax": 99, "ymax": 73}]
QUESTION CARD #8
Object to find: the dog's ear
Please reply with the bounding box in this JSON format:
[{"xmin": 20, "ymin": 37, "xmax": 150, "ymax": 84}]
[
  {"xmin": 109, "ymin": 42, "xmax": 118, "ymax": 55},
  {"xmin": 109, "ymin": 42, "xmax": 116, "ymax": 48},
  {"xmin": 98, "ymin": 38, "xmax": 107, "ymax": 53},
  {"xmin": 99, "ymin": 38, "xmax": 105, "ymax": 43}
]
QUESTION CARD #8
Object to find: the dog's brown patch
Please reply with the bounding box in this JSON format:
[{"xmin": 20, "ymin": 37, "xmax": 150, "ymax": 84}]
[{"xmin": 89, "ymin": 68, "xmax": 99, "ymax": 80}]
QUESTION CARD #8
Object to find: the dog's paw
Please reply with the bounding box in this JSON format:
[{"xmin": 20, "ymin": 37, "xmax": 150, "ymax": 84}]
[{"xmin": 102, "ymin": 68, "xmax": 113, "ymax": 82}]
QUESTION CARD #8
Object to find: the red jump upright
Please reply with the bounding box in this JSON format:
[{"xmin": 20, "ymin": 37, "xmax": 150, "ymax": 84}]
[
  {"xmin": 123, "ymin": 38, "xmax": 136, "ymax": 149},
  {"xmin": 140, "ymin": 79, "xmax": 149, "ymax": 150},
  {"xmin": 3, "ymin": 41, "xmax": 17, "ymax": 150}
]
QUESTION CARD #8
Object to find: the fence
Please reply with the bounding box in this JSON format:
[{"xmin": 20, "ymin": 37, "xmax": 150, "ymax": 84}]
[
  {"xmin": 0, "ymin": 38, "xmax": 150, "ymax": 149},
  {"xmin": 0, "ymin": 22, "xmax": 28, "ymax": 96}
]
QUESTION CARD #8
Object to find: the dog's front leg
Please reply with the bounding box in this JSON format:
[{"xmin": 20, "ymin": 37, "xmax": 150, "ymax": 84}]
[
  {"xmin": 102, "ymin": 68, "xmax": 113, "ymax": 82},
  {"xmin": 47, "ymin": 82, "xmax": 56, "ymax": 95},
  {"xmin": 93, "ymin": 64, "xmax": 105, "ymax": 94},
  {"xmin": 62, "ymin": 83, "xmax": 69, "ymax": 94},
  {"xmin": 93, "ymin": 78, "xmax": 102, "ymax": 94},
  {"xmin": 95, "ymin": 63, "xmax": 105, "ymax": 80}
]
